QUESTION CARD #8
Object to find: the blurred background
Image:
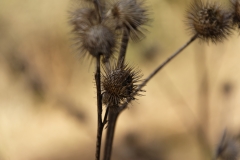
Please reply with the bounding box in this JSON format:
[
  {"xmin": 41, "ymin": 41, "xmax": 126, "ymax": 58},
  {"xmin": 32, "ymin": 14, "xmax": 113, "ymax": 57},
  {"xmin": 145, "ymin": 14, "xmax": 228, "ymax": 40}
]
[{"xmin": 1, "ymin": 0, "xmax": 240, "ymax": 159}]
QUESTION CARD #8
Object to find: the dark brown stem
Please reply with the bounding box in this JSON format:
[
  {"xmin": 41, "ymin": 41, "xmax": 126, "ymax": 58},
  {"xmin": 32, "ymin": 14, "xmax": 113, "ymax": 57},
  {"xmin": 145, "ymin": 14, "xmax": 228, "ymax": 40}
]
[
  {"xmin": 119, "ymin": 34, "xmax": 198, "ymax": 112},
  {"xmin": 103, "ymin": 107, "xmax": 119, "ymax": 160},
  {"xmin": 117, "ymin": 29, "xmax": 130, "ymax": 68},
  {"xmin": 138, "ymin": 34, "xmax": 198, "ymax": 90},
  {"xmin": 93, "ymin": 0, "xmax": 102, "ymax": 22},
  {"xmin": 103, "ymin": 107, "xmax": 109, "ymax": 125},
  {"xmin": 95, "ymin": 55, "xmax": 103, "ymax": 160}
]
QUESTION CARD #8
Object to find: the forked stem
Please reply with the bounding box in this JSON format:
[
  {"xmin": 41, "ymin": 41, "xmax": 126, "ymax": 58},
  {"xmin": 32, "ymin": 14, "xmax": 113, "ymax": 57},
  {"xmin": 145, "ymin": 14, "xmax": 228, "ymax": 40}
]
[{"xmin": 101, "ymin": 34, "xmax": 198, "ymax": 160}]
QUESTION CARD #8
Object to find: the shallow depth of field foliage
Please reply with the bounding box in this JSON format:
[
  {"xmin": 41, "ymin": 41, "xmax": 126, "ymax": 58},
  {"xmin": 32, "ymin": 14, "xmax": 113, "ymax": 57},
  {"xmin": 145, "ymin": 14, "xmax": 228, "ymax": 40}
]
[{"xmin": 1, "ymin": 0, "xmax": 240, "ymax": 160}]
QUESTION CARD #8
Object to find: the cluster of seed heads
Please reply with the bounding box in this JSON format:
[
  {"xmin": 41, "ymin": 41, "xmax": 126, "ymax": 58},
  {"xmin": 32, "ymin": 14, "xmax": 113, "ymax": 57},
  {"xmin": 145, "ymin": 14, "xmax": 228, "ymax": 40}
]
[
  {"xmin": 69, "ymin": 0, "xmax": 240, "ymax": 107},
  {"xmin": 68, "ymin": 0, "xmax": 240, "ymax": 159},
  {"xmin": 69, "ymin": 0, "xmax": 149, "ymax": 107},
  {"xmin": 187, "ymin": 0, "xmax": 240, "ymax": 43},
  {"xmin": 69, "ymin": 0, "xmax": 149, "ymax": 60}
]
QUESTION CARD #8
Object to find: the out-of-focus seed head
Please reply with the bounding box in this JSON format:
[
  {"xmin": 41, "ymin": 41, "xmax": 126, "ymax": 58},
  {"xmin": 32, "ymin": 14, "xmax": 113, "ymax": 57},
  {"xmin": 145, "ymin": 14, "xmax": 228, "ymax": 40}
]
[
  {"xmin": 102, "ymin": 63, "xmax": 143, "ymax": 107},
  {"xmin": 69, "ymin": 8, "xmax": 98, "ymax": 31},
  {"xmin": 105, "ymin": 0, "xmax": 149, "ymax": 41},
  {"xmin": 82, "ymin": 25, "xmax": 116, "ymax": 59},
  {"xmin": 186, "ymin": 0, "xmax": 232, "ymax": 43},
  {"xmin": 231, "ymin": 0, "xmax": 240, "ymax": 29},
  {"xmin": 69, "ymin": 5, "xmax": 116, "ymax": 60}
]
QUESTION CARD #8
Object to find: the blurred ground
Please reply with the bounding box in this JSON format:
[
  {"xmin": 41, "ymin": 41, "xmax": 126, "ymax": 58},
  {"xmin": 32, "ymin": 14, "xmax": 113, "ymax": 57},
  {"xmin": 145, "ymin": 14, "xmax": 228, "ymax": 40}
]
[{"xmin": 1, "ymin": 0, "xmax": 240, "ymax": 160}]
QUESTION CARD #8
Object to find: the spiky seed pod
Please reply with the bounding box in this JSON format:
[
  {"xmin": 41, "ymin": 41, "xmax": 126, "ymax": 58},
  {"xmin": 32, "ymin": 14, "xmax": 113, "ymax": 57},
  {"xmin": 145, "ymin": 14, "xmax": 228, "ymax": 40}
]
[
  {"xmin": 102, "ymin": 63, "xmax": 143, "ymax": 108},
  {"xmin": 104, "ymin": 0, "xmax": 149, "ymax": 41},
  {"xmin": 186, "ymin": 0, "xmax": 232, "ymax": 43},
  {"xmin": 69, "ymin": 6, "xmax": 117, "ymax": 60},
  {"xmin": 230, "ymin": 0, "xmax": 240, "ymax": 29}
]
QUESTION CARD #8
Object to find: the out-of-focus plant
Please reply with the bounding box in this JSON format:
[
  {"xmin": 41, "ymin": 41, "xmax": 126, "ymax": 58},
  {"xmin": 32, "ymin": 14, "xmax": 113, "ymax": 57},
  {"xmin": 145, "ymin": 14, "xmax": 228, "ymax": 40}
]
[{"xmin": 68, "ymin": 0, "xmax": 240, "ymax": 159}]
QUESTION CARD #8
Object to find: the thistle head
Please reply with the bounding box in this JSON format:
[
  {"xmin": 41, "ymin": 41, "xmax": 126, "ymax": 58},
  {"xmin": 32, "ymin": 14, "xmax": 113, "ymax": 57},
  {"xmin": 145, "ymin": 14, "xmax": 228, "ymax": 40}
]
[
  {"xmin": 105, "ymin": 0, "xmax": 149, "ymax": 41},
  {"xmin": 186, "ymin": 0, "xmax": 232, "ymax": 43},
  {"xmin": 102, "ymin": 63, "xmax": 143, "ymax": 108},
  {"xmin": 69, "ymin": 4, "xmax": 116, "ymax": 61},
  {"xmin": 230, "ymin": 0, "xmax": 240, "ymax": 29}
]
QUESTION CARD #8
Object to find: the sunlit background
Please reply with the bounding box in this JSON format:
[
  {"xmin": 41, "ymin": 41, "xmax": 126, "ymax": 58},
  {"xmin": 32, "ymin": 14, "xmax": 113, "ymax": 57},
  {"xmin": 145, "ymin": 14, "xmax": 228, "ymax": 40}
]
[{"xmin": 1, "ymin": 0, "xmax": 240, "ymax": 159}]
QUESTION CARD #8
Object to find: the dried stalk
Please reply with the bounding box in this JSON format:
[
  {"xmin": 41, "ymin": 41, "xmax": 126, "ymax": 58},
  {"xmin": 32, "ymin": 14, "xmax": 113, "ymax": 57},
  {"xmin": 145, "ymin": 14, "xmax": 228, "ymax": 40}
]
[
  {"xmin": 117, "ymin": 29, "xmax": 130, "ymax": 68},
  {"xmin": 93, "ymin": 0, "xmax": 102, "ymax": 22},
  {"xmin": 103, "ymin": 107, "xmax": 119, "ymax": 160},
  {"xmin": 95, "ymin": 55, "xmax": 103, "ymax": 160}
]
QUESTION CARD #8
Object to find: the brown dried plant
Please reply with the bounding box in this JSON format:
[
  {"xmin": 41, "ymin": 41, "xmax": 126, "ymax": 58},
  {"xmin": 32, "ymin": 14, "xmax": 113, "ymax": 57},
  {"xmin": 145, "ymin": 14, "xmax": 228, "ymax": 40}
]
[
  {"xmin": 69, "ymin": 1, "xmax": 117, "ymax": 62},
  {"xmin": 68, "ymin": 0, "xmax": 240, "ymax": 160},
  {"xmin": 186, "ymin": 0, "xmax": 232, "ymax": 43}
]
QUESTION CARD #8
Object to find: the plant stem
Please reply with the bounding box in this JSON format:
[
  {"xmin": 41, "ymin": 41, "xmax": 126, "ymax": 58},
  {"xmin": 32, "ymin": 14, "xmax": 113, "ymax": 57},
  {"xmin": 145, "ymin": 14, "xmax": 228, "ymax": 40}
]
[
  {"xmin": 101, "ymin": 34, "xmax": 198, "ymax": 159},
  {"xmin": 93, "ymin": 0, "xmax": 102, "ymax": 22},
  {"xmin": 95, "ymin": 55, "xmax": 103, "ymax": 160},
  {"xmin": 103, "ymin": 107, "xmax": 119, "ymax": 160},
  {"xmin": 117, "ymin": 29, "xmax": 130, "ymax": 68},
  {"xmin": 138, "ymin": 34, "xmax": 198, "ymax": 90},
  {"xmin": 103, "ymin": 107, "xmax": 109, "ymax": 125},
  {"xmin": 119, "ymin": 34, "xmax": 198, "ymax": 112},
  {"xmin": 102, "ymin": 28, "xmax": 129, "ymax": 160}
]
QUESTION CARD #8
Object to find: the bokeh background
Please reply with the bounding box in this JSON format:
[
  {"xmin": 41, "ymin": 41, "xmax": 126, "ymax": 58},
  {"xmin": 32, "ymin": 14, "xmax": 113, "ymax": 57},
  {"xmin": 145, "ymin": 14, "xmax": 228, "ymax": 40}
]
[{"xmin": 1, "ymin": 0, "xmax": 240, "ymax": 159}]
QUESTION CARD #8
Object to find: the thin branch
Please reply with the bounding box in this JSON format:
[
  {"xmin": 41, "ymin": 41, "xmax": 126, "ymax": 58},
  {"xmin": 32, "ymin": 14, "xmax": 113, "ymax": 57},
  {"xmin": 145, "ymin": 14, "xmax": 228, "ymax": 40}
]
[
  {"xmin": 138, "ymin": 34, "xmax": 198, "ymax": 90},
  {"xmin": 103, "ymin": 107, "xmax": 109, "ymax": 126},
  {"xmin": 93, "ymin": 0, "xmax": 102, "ymax": 22},
  {"xmin": 117, "ymin": 29, "xmax": 130, "ymax": 68},
  {"xmin": 103, "ymin": 107, "xmax": 119, "ymax": 160},
  {"xmin": 95, "ymin": 55, "xmax": 103, "ymax": 160},
  {"xmin": 118, "ymin": 34, "xmax": 198, "ymax": 112}
]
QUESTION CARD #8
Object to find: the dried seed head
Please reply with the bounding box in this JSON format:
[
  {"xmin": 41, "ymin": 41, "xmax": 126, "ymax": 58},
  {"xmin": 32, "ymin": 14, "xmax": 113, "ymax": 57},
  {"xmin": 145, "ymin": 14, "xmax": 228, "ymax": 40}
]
[
  {"xmin": 105, "ymin": 0, "xmax": 149, "ymax": 41},
  {"xmin": 102, "ymin": 63, "xmax": 143, "ymax": 107},
  {"xmin": 231, "ymin": 0, "xmax": 240, "ymax": 29},
  {"xmin": 82, "ymin": 25, "xmax": 116, "ymax": 58},
  {"xmin": 186, "ymin": 0, "xmax": 232, "ymax": 43},
  {"xmin": 69, "ymin": 6, "xmax": 116, "ymax": 60}
]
